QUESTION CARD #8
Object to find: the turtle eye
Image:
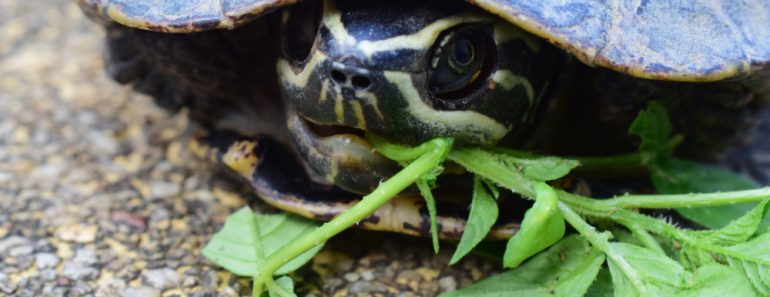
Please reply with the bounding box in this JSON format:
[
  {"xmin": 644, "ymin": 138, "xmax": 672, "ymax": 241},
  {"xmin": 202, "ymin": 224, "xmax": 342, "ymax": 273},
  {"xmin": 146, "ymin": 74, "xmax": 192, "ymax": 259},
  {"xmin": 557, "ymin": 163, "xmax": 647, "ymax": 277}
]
[
  {"xmin": 451, "ymin": 39, "xmax": 474, "ymax": 66},
  {"xmin": 428, "ymin": 26, "xmax": 494, "ymax": 100}
]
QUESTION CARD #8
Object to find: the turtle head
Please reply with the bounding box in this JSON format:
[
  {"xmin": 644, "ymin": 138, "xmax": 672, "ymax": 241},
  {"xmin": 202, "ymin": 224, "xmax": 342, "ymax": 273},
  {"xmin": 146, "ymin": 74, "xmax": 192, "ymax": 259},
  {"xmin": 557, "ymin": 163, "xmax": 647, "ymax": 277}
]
[{"xmin": 277, "ymin": 0, "xmax": 562, "ymax": 193}]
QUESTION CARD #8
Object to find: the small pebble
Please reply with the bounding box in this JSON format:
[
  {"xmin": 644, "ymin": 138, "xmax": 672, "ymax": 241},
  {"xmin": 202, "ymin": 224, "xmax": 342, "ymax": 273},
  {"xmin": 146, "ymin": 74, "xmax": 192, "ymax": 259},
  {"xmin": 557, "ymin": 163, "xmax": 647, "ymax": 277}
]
[
  {"xmin": 110, "ymin": 211, "xmax": 147, "ymax": 231},
  {"xmin": 181, "ymin": 276, "xmax": 197, "ymax": 288},
  {"xmin": 149, "ymin": 181, "xmax": 179, "ymax": 198},
  {"xmin": 9, "ymin": 245, "xmax": 34, "ymax": 257},
  {"xmin": 72, "ymin": 248, "xmax": 97, "ymax": 265},
  {"xmin": 396, "ymin": 270, "xmax": 422, "ymax": 291},
  {"xmin": 38, "ymin": 269, "xmax": 58, "ymax": 281},
  {"xmin": 57, "ymin": 224, "xmax": 98, "ymax": 243},
  {"xmin": 200, "ymin": 270, "xmax": 218, "ymax": 290},
  {"xmin": 122, "ymin": 286, "xmax": 161, "ymax": 297},
  {"xmin": 70, "ymin": 281, "xmax": 94, "ymax": 295},
  {"xmin": 438, "ymin": 276, "xmax": 457, "ymax": 292},
  {"xmin": 360, "ymin": 269, "xmax": 375, "ymax": 281},
  {"xmin": 14, "ymin": 255, "xmax": 35, "ymax": 270},
  {"xmin": 0, "ymin": 274, "xmax": 17, "ymax": 294},
  {"xmin": 415, "ymin": 267, "xmax": 439, "ymax": 282},
  {"xmin": 349, "ymin": 280, "xmax": 390, "ymax": 294},
  {"xmin": 35, "ymin": 253, "xmax": 60, "ymax": 269},
  {"xmin": 343, "ymin": 272, "xmax": 360, "ymax": 282},
  {"xmin": 142, "ymin": 268, "xmax": 181, "ymax": 290},
  {"xmin": 336, "ymin": 258, "xmax": 354, "ymax": 271},
  {"xmin": 396, "ymin": 270, "xmax": 421, "ymax": 284},
  {"xmin": 62, "ymin": 262, "xmax": 99, "ymax": 281},
  {"xmin": 95, "ymin": 279, "xmax": 126, "ymax": 297},
  {"xmin": 116, "ymin": 265, "xmax": 140, "ymax": 281},
  {"xmin": 0, "ymin": 236, "xmax": 30, "ymax": 255}
]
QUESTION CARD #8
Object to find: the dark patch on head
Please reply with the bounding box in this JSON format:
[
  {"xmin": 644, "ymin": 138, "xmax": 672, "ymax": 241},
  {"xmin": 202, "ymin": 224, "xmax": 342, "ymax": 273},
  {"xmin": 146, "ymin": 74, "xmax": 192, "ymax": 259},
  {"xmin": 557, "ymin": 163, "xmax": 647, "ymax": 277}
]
[
  {"xmin": 335, "ymin": 0, "xmax": 474, "ymax": 41},
  {"xmin": 368, "ymin": 49, "xmax": 425, "ymax": 71}
]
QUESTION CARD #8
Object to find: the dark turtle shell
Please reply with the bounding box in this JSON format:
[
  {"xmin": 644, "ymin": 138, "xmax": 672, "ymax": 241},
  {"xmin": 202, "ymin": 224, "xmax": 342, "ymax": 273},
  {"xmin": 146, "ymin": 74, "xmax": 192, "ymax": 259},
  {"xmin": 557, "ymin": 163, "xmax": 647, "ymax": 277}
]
[
  {"xmin": 78, "ymin": 0, "xmax": 300, "ymax": 31},
  {"xmin": 80, "ymin": 0, "xmax": 770, "ymax": 82}
]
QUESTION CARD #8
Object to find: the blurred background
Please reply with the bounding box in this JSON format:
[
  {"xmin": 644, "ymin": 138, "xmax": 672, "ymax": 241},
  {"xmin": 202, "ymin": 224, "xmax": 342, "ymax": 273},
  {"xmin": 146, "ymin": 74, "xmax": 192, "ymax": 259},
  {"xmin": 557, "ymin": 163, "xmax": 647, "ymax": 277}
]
[{"xmin": 0, "ymin": 1, "xmax": 498, "ymax": 296}]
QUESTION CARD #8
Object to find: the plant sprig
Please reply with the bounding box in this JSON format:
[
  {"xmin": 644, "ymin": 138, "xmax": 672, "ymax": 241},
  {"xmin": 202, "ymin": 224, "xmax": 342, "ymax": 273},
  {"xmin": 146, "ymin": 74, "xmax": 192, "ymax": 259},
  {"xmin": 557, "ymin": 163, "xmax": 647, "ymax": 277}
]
[
  {"xmin": 203, "ymin": 102, "xmax": 770, "ymax": 296},
  {"xmin": 442, "ymin": 102, "xmax": 770, "ymax": 296}
]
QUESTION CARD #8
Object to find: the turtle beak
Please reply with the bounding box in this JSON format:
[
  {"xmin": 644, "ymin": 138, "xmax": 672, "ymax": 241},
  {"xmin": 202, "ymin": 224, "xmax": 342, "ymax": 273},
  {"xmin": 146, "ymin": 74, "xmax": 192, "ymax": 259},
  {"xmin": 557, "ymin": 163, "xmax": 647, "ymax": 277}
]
[{"xmin": 286, "ymin": 106, "xmax": 400, "ymax": 194}]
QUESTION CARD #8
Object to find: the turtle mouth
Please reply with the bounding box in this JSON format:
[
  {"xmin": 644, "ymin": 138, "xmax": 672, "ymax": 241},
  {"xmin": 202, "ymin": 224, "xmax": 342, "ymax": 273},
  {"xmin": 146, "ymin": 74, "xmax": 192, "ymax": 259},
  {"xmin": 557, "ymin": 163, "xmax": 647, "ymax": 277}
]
[
  {"xmin": 278, "ymin": 107, "xmax": 530, "ymax": 239},
  {"xmin": 302, "ymin": 114, "xmax": 367, "ymax": 140},
  {"xmin": 287, "ymin": 107, "xmax": 401, "ymax": 195}
]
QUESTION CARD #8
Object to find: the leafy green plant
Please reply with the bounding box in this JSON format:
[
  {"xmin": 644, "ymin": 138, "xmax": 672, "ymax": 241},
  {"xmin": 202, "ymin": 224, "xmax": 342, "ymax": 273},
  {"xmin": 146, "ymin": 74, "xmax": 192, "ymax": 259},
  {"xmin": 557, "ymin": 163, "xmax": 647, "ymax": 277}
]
[
  {"xmin": 202, "ymin": 209, "xmax": 324, "ymax": 297},
  {"xmin": 205, "ymin": 138, "xmax": 452, "ymax": 296},
  {"xmin": 203, "ymin": 103, "xmax": 770, "ymax": 296}
]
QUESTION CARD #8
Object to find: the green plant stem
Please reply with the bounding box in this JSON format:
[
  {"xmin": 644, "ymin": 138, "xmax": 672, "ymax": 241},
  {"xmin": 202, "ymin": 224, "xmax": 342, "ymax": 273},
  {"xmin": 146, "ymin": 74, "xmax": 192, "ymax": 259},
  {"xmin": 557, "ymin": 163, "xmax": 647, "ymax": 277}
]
[
  {"xmin": 367, "ymin": 133, "xmax": 443, "ymax": 161},
  {"xmin": 263, "ymin": 278, "xmax": 293, "ymax": 297},
  {"xmin": 251, "ymin": 138, "xmax": 451, "ymax": 295},
  {"xmin": 625, "ymin": 224, "xmax": 666, "ymax": 255},
  {"xmin": 555, "ymin": 191, "xmax": 611, "ymax": 215},
  {"xmin": 448, "ymin": 148, "xmax": 536, "ymax": 198},
  {"xmin": 554, "ymin": 187, "xmax": 770, "ymax": 215},
  {"xmin": 250, "ymin": 209, "xmax": 267, "ymax": 296},
  {"xmin": 607, "ymin": 209, "xmax": 770, "ymax": 265},
  {"xmin": 558, "ymin": 202, "xmax": 652, "ymax": 295},
  {"xmin": 559, "ymin": 188, "xmax": 770, "ymax": 266},
  {"xmin": 598, "ymin": 187, "xmax": 770, "ymax": 209},
  {"xmin": 557, "ymin": 202, "xmax": 611, "ymax": 251}
]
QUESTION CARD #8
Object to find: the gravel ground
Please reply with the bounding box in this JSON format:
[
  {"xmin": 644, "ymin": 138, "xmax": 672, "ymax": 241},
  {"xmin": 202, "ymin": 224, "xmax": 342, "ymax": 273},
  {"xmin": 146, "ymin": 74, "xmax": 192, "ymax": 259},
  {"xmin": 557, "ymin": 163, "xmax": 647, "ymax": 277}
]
[{"xmin": 0, "ymin": 1, "xmax": 500, "ymax": 296}]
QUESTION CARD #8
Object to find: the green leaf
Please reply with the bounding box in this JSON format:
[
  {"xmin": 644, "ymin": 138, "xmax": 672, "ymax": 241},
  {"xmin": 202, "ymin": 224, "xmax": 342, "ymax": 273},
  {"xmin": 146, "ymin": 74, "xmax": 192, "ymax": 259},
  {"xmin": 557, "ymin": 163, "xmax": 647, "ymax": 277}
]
[
  {"xmin": 606, "ymin": 242, "xmax": 685, "ymax": 296},
  {"xmin": 724, "ymin": 233, "xmax": 770, "ymax": 294},
  {"xmin": 676, "ymin": 264, "xmax": 757, "ymax": 297},
  {"xmin": 461, "ymin": 240, "xmax": 506, "ymax": 262},
  {"xmin": 267, "ymin": 276, "xmax": 297, "ymax": 297},
  {"xmin": 628, "ymin": 101, "xmax": 768, "ymax": 230},
  {"xmin": 585, "ymin": 267, "xmax": 614, "ymax": 297},
  {"xmin": 503, "ymin": 182, "xmax": 565, "ymax": 268},
  {"xmin": 606, "ymin": 242, "xmax": 756, "ymax": 297},
  {"xmin": 449, "ymin": 148, "xmax": 535, "ymax": 197},
  {"xmin": 417, "ymin": 179, "xmax": 440, "ymax": 254},
  {"xmin": 450, "ymin": 176, "xmax": 499, "ymax": 264},
  {"xmin": 497, "ymin": 154, "xmax": 580, "ymax": 181},
  {"xmin": 449, "ymin": 148, "xmax": 578, "ymax": 200},
  {"xmin": 440, "ymin": 235, "xmax": 604, "ymax": 297},
  {"xmin": 652, "ymin": 158, "xmax": 766, "ymax": 229},
  {"xmin": 628, "ymin": 101, "xmax": 672, "ymax": 161},
  {"xmin": 688, "ymin": 199, "xmax": 770, "ymax": 246},
  {"xmin": 202, "ymin": 207, "xmax": 325, "ymax": 277},
  {"xmin": 631, "ymin": 201, "xmax": 770, "ymax": 295}
]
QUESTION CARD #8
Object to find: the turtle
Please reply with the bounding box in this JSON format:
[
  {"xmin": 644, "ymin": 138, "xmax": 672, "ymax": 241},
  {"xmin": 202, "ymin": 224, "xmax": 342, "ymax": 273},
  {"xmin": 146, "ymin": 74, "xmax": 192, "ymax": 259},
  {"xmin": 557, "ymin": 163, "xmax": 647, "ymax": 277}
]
[{"xmin": 78, "ymin": 0, "xmax": 770, "ymax": 239}]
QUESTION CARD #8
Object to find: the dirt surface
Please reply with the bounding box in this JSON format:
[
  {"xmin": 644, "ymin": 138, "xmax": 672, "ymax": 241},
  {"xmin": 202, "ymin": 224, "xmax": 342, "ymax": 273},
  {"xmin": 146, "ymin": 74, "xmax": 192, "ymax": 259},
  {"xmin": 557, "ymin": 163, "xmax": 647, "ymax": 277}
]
[{"xmin": 0, "ymin": 1, "xmax": 500, "ymax": 296}]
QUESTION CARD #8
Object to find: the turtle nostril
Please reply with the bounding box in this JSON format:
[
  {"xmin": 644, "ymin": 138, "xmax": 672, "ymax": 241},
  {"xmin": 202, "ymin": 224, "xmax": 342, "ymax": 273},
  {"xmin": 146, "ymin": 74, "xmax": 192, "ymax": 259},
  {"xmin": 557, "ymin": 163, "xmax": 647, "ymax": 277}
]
[
  {"xmin": 331, "ymin": 70, "xmax": 347, "ymax": 84},
  {"xmin": 351, "ymin": 75, "xmax": 371, "ymax": 89}
]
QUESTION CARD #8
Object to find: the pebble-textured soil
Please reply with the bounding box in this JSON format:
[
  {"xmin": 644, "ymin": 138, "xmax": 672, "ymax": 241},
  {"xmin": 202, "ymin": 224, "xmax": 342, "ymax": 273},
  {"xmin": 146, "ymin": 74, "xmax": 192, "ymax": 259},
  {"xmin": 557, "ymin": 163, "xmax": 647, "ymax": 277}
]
[{"xmin": 0, "ymin": 1, "xmax": 500, "ymax": 296}]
